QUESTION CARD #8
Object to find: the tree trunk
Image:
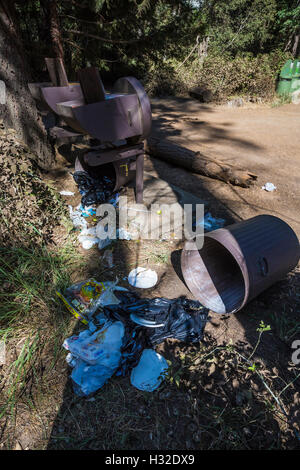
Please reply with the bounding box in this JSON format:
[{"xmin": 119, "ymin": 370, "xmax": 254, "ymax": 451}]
[
  {"xmin": 146, "ymin": 137, "xmax": 257, "ymax": 188},
  {"xmin": 0, "ymin": 1, "xmax": 55, "ymax": 169},
  {"xmin": 48, "ymin": 0, "xmax": 64, "ymax": 59},
  {"xmin": 292, "ymin": 33, "xmax": 300, "ymax": 57}
]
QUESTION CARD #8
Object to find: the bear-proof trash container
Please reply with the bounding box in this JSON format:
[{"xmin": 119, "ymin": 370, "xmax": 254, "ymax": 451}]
[
  {"xmin": 181, "ymin": 215, "xmax": 300, "ymax": 314},
  {"xmin": 277, "ymin": 59, "xmax": 300, "ymax": 96}
]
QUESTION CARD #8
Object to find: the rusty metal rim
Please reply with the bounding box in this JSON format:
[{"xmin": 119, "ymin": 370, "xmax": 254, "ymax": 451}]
[
  {"xmin": 113, "ymin": 76, "xmax": 152, "ymax": 140},
  {"xmin": 207, "ymin": 228, "xmax": 250, "ymax": 311}
]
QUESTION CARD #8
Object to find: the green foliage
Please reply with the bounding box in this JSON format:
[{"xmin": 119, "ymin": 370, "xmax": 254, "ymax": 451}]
[
  {"xmin": 93, "ymin": 0, "xmax": 107, "ymax": 13},
  {"xmin": 257, "ymin": 320, "xmax": 271, "ymax": 333},
  {"xmin": 277, "ymin": 0, "xmax": 300, "ymax": 38},
  {"xmin": 202, "ymin": 0, "xmax": 278, "ymax": 56},
  {"xmin": 13, "ymin": 0, "xmax": 299, "ymax": 99},
  {"xmin": 0, "ymin": 243, "xmax": 82, "ymax": 419},
  {"xmin": 147, "ymin": 49, "xmax": 291, "ymax": 101}
]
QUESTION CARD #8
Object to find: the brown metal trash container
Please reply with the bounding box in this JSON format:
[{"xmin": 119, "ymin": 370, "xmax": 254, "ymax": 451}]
[
  {"xmin": 181, "ymin": 215, "xmax": 300, "ymax": 314},
  {"xmin": 75, "ymin": 156, "xmax": 136, "ymax": 192}
]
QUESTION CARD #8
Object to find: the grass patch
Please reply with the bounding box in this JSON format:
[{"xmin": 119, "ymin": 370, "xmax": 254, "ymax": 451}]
[
  {"xmin": 270, "ymin": 310, "xmax": 300, "ymax": 343},
  {"xmin": 149, "ymin": 251, "xmax": 169, "ymax": 265},
  {"xmin": 0, "ymin": 242, "xmax": 84, "ymax": 423},
  {"xmin": 271, "ymin": 94, "xmax": 292, "ymax": 107}
]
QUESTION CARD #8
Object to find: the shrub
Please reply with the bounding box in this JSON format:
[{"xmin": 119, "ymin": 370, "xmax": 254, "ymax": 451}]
[{"xmin": 145, "ymin": 50, "xmax": 292, "ymax": 102}]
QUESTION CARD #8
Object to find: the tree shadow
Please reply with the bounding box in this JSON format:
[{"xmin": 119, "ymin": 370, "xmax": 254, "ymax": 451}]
[{"xmin": 150, "ymin": 97, "xmax": 262, "ymax": 152}]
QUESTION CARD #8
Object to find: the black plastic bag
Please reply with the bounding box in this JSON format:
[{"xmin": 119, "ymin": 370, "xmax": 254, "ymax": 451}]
[
  {"xmin": 146, "ymin": 298, "xmax": 209, "ymax": 345},
  {"xmin": 105, "ymin": 293, "xmax": 209, "ymax": 346},
  {"xmin": 73, "ymin": 170, "xmax": 115, "ymax": 206}
]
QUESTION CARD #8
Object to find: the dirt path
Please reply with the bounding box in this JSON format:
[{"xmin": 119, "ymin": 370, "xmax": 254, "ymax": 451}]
[{"xmin": 146, "ymin": 98, "xmax": 300, "ymax": 237}]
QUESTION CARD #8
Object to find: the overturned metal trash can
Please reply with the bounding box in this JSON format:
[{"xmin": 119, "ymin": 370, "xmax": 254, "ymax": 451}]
[{"xmin": 181, "ymin": 215, "xmax": 300, "ymax": 314}]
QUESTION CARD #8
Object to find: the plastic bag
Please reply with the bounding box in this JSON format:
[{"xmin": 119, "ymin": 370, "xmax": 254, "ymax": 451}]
[
  {"xmin": 106, "ymin": 293, "xmax": 209, "ymax": 345},
  {"xmin": 57, "ymin": 278, "xmax": 106, "ymax": 323},
  {"xmin": 146, "ymin": 299, "xmax": 208, "ymax": 345},
  {"xmin": 64, "ymin": 321, "xmax": 125, "ymax": 396},
  {"xmin": 78, "ymin": 227, "xmax": 99, "ymax": 250},
  {"xmin": 68, "ymin": 205, "xmax": 87, "ymax": 230},
  {"xmin": 57, "ymin": 278, "xmax": 128, "ymax": 323},
  {"xmin": 261, "ymin": 182, "xmax": 277, "ymax": 192},
  {"xmin": 194, "ymin": 212, "xmax": 225, "ymax": 232},
  {"xmin": 128, "ymin": 267, "xmax": 158, "ymax": 288},
  {"xmin": 80, "ymin": 205, "xmax": 96, "ymax": 217},
  {"xmin": 130, "ymin": 349, "xmax": 168, "ymax": 392},
  {"xmin": 64, "ymin": 321, "xmax": 124, "ymax": 365},
  {"xmin": 71, "ymin": 360, "xmax": 115, "ymax": 396},
  {"xmin": 73, "ymin": 170, "xmax": 116, "ymax": 207}
]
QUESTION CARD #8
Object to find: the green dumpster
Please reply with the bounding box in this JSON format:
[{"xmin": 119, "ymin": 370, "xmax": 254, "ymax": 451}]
[
  {"xmin": 291, "ymin": 59, "xmax": 300, "ymax": 93},
  {"xmin": 277, "ymin": 59, "xmax": 300, "ymax": 96}
]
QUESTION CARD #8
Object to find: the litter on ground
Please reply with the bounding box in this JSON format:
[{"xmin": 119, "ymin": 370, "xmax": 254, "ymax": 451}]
[
  {"xmin": 194, "ymin": 212, "xmax": 226, "ymax": 231},
  {"xmin": 73, "ymin": 170, "xmax": 116, "ymax": 207},
  {"xmin": 128, "ymin": 267, "xmax": 158, "ymax": 288},
  {"xmin": 59, "ymin": 190, "xmax": 75, "ymax": 196},
  {"xmin": 59, "ymin": 281, "xmax": 209, "ymax": 395},
  {"xmin": 68, "ymin": 205, "xmax": 88, "ymax": 230},
  {"xmin": 261, "ymin": 182, "xmax": 277, "ymax": 192},
  {"xmin": 64, "ymin": 321, "xmax": 125, "ymax": 396},
  {"xmin": 130, "ymin": 349, "xmax": 169, "ymax": 392},
  {"xmin": 56, "ymin": 278, "xmax": 128, "ymax": 324}
]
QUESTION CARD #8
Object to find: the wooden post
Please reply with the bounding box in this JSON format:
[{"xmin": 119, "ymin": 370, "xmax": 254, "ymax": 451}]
[{"xmin": 135, "ymin": 152, "xmax": 144, "ymax": 203}]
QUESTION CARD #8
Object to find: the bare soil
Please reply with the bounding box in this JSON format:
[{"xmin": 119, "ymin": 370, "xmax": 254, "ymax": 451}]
[{"xmin": 148, "ymin": 98, "xmax": 300, "ymax": 237}]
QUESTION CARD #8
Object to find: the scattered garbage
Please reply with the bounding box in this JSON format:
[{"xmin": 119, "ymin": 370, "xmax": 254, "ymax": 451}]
[
  {"xmin": 57, "ymin": 278, "xmax": 128, "ymax": 324},
  {"xmin": 117, "ymin": 227, "xmax": 132, "ymax": 240},
  {"xmin": 261, "ymin": 182, "xmax": 277, "ymax": 192},
  {"xmin": 130, "ymin": 349, "xmax": 168, "ymax": 392},
  {"xmin": 63, "ymin": 321, "xmax": 125, "ymax": 395},
  {"xmin": 68, "ymin": 203, "xmax": 132, "ymax": 250},
  {"xmin": 104, "ymin": 293, "xmax": 209, "ymax": 345},
  {"xmin": 64, "ymin": 321, "xmax": 124, "ymax": 365},
  {"xmin": 57, "ymin": 278, "xmax": 105, "ymax": 324},
  {"xmin": 80, "ymin": 204, "xmax": 97, "ymax": 217},
  {"xmin": 98, "ymin": 287, "xmax": 121, "ymax": 307},
  {"xmin": 60, "ymin": 190, "xmax": 75, "ymax": 196},
  {"xmin": 68, "ymin": 205, "xmax": 87, "ymax": 230},
  {"xmin": 128, "ymin": 267, "xmax": 158, "ymax": 288},
  {"xmin": 78, "ymin": 227, "xmax": 99, "ymax": 250},
  {"xmin": 78, "ymin": 227, "xmax": 99, "ymax": 249},
  {"xmin": 59, "ymin": 277, "xmax": 209, "ymax": 396},
  {"xmin": 194, "ymin": 212, "xmax": 225, "ymax": 232},
  {"xmin": 73, "ymin": 170, "xmax": 116, "ymax": 207}
]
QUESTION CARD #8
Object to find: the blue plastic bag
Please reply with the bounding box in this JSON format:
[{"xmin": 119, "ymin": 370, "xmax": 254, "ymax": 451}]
[{"xmin": 130, "ymin": 349, "xmax": 168, "ymax": 392}]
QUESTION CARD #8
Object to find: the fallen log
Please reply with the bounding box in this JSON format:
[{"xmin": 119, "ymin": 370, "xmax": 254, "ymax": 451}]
[{"xmin": 145, "ymin": 137, "xmax": 257, "ymax": 188}]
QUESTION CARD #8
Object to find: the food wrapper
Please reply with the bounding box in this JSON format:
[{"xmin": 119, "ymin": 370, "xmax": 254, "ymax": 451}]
[{"xmin": 56, "ymin": 278, "xmax": 106, "ymax": 324}]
